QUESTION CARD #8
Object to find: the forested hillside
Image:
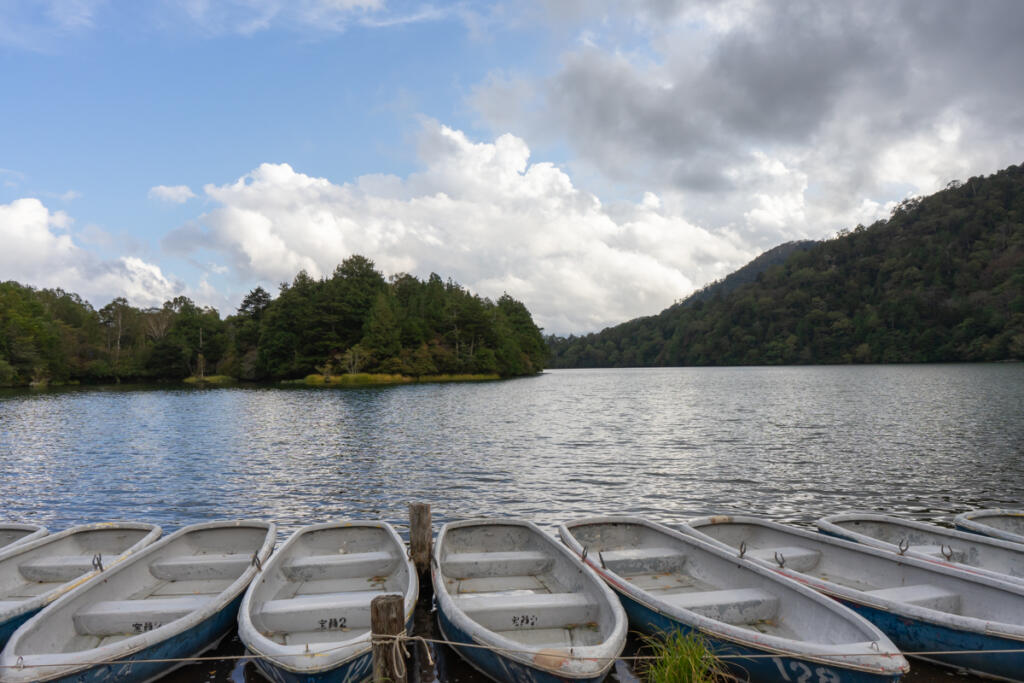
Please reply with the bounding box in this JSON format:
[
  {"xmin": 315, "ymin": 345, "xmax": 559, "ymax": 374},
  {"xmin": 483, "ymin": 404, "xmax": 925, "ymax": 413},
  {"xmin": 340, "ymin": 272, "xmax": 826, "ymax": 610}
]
[
  {"xmin": 0, "ymin": 256, "xmax": 546, "ymax": 386},
  {"xmin": 549, "ymin": 163, "xmax": 1024, "ymax": 367}
]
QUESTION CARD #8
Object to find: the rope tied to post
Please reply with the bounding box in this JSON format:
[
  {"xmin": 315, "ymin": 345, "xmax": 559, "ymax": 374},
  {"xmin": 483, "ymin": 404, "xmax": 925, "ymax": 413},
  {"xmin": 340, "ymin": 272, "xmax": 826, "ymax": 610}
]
[{"xmin": 370, "ymin": 632, "xmax": 434, "ymax": 681}]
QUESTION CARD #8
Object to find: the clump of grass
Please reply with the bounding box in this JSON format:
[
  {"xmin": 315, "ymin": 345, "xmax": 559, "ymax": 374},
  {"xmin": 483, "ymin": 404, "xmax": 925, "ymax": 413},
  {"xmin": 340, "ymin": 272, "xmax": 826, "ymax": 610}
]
[
  {"xmin": 301, "ymin": 373, "xmax": 500, "ymax": 386},
  {"xmin": 183, "ymin": 374, "xmax": 236, "ymax": 385},
  {"xmin": 636, "ymin": 631, "xmax": 729, "ymax": 683},
  {"xmin": 330, "ymin": 373, "xmax": 410, "ymax": 385},
  {"xmin": 418, "ymin": 373, "xmax": 499, "ymax": 382},
  {"xmin": 304, "ymin": 373, "xmax": 412, "ymax": 386}
]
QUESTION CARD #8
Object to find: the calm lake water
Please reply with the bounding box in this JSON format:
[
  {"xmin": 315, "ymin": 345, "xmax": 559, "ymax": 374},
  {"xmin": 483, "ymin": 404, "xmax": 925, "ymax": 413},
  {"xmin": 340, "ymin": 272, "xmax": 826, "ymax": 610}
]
[{"xmin": 1, "ymin": 364, "xmax": 1021, "ymax": 681}]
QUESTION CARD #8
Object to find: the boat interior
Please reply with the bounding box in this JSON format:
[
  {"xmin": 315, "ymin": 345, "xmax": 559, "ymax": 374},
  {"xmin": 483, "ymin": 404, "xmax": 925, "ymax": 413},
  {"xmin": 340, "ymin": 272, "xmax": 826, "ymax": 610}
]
[
  {"xmin": 568, "ymin": 520, "xmax": 875, "ymax": 644},
  {"xmin": 689, "ymin": 520, "xmax": 1024, "ymax": 627},
  {"xmin": 828, "ymin": 518, "xmax": 1024, "ymax": 574},
  {"xmin": 10, "ymin": 524, "xmax": 268, "ymax": 655},
  {"xmin": 0, "ymin": 527, "xmax": 156, "ymax": 620},
  {"xmin": 248, "ymin": 524, "xmax": 410, "ymax": 653},
  {"xmin": 439, "ymin": 523, "xmax": 615, "ymax": 651}
]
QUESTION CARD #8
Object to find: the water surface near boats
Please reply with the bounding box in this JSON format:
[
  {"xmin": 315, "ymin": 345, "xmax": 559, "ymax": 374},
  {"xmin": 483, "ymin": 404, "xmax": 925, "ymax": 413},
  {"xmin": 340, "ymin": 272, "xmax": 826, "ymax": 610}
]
[{"xmin": 1, "ymin": 364, "xmax": 1021, "ymax": 681}]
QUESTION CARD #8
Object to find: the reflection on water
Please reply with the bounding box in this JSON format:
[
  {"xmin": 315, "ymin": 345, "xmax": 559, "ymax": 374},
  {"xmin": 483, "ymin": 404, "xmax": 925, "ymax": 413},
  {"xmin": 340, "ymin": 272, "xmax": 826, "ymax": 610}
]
[
  {"xmin": 0, "ymin": 365, "xmax": 1019, "ymax": 682},
  {"xmin": 2, "ymin": 365, "xmax": 1020, "ymax": 535}
]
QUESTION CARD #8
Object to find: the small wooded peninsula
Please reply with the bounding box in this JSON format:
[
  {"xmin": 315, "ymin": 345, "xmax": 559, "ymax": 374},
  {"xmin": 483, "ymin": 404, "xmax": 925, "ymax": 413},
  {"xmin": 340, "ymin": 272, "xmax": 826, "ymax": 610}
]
[
  {"xmin": 0, "ymin": 257, "xmax": 547, "ymax": 386},
  {"xmin": 549, "ymin": 163, "xmax": 1024, "ymax": 367}
]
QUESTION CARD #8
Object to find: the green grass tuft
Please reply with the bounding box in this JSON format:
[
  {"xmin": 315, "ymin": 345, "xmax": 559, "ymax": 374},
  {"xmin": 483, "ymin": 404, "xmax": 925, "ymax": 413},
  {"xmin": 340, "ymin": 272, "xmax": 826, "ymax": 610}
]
[
  {"xmin": 183, "ymin": 375, "xmax": 236, "ymax": 385},
  {"xmin": 300, "ymin": 373, "xmax": 500, "ymax": 386},
  {"xmin": 637, "ymin": 631, "xmax": 730, "ymax": 683}
]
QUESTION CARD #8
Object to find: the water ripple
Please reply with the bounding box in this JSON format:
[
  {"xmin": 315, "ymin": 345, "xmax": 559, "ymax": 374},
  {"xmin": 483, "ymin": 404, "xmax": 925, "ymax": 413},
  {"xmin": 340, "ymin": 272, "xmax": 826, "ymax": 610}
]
[{"xmin": 0, "ymin": 365, "xmax": 1021, "ymax": 542}]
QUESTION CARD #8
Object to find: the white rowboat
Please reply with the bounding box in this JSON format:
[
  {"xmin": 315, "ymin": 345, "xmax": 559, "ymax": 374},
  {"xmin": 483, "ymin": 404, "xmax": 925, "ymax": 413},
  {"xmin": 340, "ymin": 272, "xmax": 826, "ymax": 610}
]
[
  {"xmin": 559, "ymin": 516, "xmax": 908, "ymax": 683},
  {"xmin": 433, "ymin": 519, "xmax": 627, "ymax": 683},
  {"xmin": 0, "ymin": 520, "xmax": 274, "ymax": 683},
  {"xmin": 238, "ymin": 521, "xmax": 417, "ymax": 683}
]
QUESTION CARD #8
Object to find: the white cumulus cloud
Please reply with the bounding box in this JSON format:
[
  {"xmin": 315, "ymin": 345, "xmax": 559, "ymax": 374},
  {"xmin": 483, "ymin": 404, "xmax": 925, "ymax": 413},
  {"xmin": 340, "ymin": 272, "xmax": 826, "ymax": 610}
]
[
  {"xmin": 166, "ymin": 122, "xmax": 753, "ymax": 333},
  {"xmin": 0, "ymin": 197, "xmax": 181, "ymax": 308},
  {"xmin": 148, "ymin": 184, "xmax": 196, "ymax": 203}
]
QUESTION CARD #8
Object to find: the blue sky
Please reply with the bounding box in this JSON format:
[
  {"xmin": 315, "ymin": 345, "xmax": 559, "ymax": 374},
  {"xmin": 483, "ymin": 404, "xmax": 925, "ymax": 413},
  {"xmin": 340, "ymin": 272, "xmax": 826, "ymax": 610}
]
[{"xmin": 2, "ymin": 1, "xmax": 1023, "ymax": 333}]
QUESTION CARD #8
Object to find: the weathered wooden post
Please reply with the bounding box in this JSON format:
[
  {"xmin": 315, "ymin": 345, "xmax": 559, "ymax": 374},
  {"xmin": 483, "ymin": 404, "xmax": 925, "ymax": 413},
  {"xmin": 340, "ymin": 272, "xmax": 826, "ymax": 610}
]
[
  {"xmin": 371, "ymin": 593, "xmax": 405, "ymax": 682},
  {"xmin": 409, "ymin": 502, "xmax": 432, "ymax": 575}
]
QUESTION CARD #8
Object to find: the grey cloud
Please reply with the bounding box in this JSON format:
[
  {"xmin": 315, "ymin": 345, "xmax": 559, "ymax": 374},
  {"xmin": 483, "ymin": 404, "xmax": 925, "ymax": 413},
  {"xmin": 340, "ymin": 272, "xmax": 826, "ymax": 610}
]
[
  {"xmin": 700, "ymin": 4, "xmax": 888, "ymax": 141},
  {"xmin": 477, "ymin": 0, "xmax": 1024, "ymax": 245}
]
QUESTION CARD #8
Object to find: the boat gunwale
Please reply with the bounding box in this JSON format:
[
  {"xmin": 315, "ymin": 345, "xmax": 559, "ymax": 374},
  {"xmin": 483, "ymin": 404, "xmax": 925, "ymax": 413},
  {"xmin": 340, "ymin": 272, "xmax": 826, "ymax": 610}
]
[
  {"xmin": 432, "ymin": 517, "xmax": 627, "ymax": 680},
  {"xmin": 237, "ymin": 519, "xmax": 418, "ymax": 676},
  {"xmin": 0, "ymin": 519, "xmax": 274, "ymax": 681},
  {"xmin": 683, "ymin": 514, "xmax": 1024, "ymax": 642},
  {"xmin": 955, "ymin": 509, "xmax": 1024, "ymax": 545},
  {"xmin": 558, "ymin": 515, "xmax": 907, "ymax": 675},
  {"xmin": 0, "ymin": 524, "xmax": 48, "ymax": 551},
  {"xmin": 818, "ymin": 512, "xmax": 1024, "ymax": 584}
]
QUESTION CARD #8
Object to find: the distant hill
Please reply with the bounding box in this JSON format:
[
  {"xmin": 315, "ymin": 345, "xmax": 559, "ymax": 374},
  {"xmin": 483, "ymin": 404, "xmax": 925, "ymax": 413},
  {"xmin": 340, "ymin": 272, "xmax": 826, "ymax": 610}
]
[
  {"xmin": 548, "ymin": 163, "xmax": 1024, "ymax": 367},
  {"xmin": 682, "ymin": 240, "xmax": 818, "ymax": 307}
]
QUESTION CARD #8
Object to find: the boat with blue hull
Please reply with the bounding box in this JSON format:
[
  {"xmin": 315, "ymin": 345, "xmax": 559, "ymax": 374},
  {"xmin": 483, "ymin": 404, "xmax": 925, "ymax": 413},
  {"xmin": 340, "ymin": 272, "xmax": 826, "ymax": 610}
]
[
  {"xmin": 0, "ymin": 525, "xmax": 47, "ymax": 553},
  {"xmin": 238, "ymin": 521, "xmax": 418, "ymax": 683},
  {"xmin": 818, "ymin": 512, "xmax": 1024, "ymax": 585},
  {"xmin": 432, "ymin": 519, "xmax": 627, "ymax": 683},
  {"xmin": 955, "ymin": 509, "xmax": 1024, "ymax": 546},
  {"xmin": 0, "ymin": 520, "xmax": 275, "ymax": 683},
  {"xmin": 0, "ymin": 523, "xmax": 161, "ymax": 649},
  {"xmin": 683, "ymin": 515, "xmax": 1024, "ymax": 681},
  {"xmin": 558, "ymin": 517, "xmax": 907, "ymax": 683}
]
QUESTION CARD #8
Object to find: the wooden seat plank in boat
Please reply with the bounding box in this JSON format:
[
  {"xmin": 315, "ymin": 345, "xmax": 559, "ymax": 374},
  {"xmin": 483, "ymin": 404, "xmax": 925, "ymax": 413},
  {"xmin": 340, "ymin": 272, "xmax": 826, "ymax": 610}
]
[
  {"xmin": 452, "ymin": 592, "xmax": 598, "ymax": 631},
  {"xmin": 597, "ymin": 547, "xmax": 686, "ymax": 574},
  {"xmin": 863, "ymin": 584, "xmax": 961, "ymax": 612},
  {"xmin": 73, "ymin": 595, "xmax": 212, "ymax": 636},
  {"xmin": 149, "ymin": 554, "xmax": 251, "ymax": 581},
  {"xmin": 281, "ymin": 551, "xmax": 396, "ymax": 581},
  {"xmin": 18, "ymin": 556, "xmax": 98, "ymax": 583},
  {"xmin": 259, "ymin": 590, "xmax": 384, "ymax": 633},
  {"xmin": 661, "ymin": 587, "xmax": 779, "ymax": 625},
  {"xmin": 443, "ymin": 550, "xmax": 551, "ymax": 578}
]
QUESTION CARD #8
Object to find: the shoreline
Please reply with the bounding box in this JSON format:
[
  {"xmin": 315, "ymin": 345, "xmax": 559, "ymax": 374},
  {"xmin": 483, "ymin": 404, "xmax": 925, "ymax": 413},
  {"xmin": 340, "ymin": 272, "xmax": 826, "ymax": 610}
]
[{"xmin": 289, "ymin": 372, "xmax": 502, "ymax": 386}]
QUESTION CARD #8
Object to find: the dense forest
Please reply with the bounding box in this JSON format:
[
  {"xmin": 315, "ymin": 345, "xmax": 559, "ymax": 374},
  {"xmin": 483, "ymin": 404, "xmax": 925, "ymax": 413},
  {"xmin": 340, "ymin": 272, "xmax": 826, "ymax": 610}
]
[
  {"xmin": 549, "ymin": 163, "xmax": 1024, "ymax": 367},
  {"xmin": 0, "ymin": 256, "xmax": 547, "ymax": 386}
]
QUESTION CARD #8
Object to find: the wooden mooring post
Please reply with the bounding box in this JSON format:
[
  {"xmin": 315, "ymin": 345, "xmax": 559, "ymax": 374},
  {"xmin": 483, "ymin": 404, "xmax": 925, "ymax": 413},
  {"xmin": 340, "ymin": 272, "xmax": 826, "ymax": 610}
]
[
  {"xmin": 371, "ymin": 593, "xmax": 405, "ymax": 682},
  {"xmin": 409, "ymin": 502, "xmax": 432, "ymax": 575}
]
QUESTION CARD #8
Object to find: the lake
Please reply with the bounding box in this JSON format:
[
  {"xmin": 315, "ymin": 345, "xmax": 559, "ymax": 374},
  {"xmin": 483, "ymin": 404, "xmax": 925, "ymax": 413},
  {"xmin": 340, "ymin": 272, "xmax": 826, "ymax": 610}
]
[{"xmin": 1, "ymin": 364, "xmax": 1021, "ymax": 681}]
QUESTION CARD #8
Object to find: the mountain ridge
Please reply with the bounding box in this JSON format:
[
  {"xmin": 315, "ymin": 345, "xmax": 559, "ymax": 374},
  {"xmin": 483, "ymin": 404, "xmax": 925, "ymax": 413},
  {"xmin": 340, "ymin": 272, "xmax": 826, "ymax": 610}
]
[{"xmin": 548, "ymin": 163, "xmax": 1024, "ymax": 367}]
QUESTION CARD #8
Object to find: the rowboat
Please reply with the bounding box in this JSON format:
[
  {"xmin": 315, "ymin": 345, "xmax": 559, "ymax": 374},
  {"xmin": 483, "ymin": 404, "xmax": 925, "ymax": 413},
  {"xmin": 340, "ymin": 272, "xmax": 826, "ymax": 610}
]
[
  {"xmin": 955, "ymin": 509, "xmax": 1024, "ymax": 545},
  {"xmin": 238, "ymin": 521, "xmax": 418, "ymax": 683},
  {"xmin": 0, "ymin": 520, "xmax": 274, "ymax": 683},
  {"xmin": 0, "ymin": 525, "xmax": 47, "ymax": 553},
  {"xmin": 559, "ymin": 516, "xmax": 907, "ymax": 682},
  {"xmin": 683, "ymin": 514, "xmax": 1024, "ymax": 680},
  {"xmin": 433, "ymin": 519, "xmax": 627, "ymax": 683},
  {"xmin": 819, "ymin": 512, "xmax": 1024, "ymax": 585},
  {"xmin": 0, "ymin": 522, "xmax": 161, "ymax": 649}
]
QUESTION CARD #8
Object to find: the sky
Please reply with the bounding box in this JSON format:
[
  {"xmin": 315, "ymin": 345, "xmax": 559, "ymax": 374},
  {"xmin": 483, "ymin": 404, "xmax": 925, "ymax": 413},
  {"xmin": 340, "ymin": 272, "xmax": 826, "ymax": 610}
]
[{"xmin": 2, "ymin": 1, "xmax": 1023, "ymax": 335}]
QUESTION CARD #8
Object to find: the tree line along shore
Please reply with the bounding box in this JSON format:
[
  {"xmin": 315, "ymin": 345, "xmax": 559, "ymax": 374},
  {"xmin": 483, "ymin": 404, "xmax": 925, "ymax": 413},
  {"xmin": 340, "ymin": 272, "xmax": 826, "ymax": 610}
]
[{"xmin": 0, "ymin": 256, "xmax": 547, "ymax": 387}]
